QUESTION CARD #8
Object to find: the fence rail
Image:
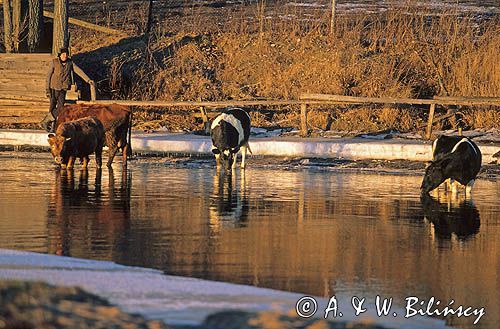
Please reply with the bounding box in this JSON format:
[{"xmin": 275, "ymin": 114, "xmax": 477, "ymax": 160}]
[{"xmin": 77, "ymin": 94, "xmax": 499, "ymax": 139}]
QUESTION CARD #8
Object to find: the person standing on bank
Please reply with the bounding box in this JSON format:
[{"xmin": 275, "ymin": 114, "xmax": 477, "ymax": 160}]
[{"xmin": 41, "ymin": 47, "xmax": 88, "ymax": 132}]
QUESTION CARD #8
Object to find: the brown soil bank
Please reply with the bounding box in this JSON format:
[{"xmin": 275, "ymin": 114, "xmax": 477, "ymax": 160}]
[
  {"xmin": 68, "ymin": 8, "xmax": 499, "ymax": 133},
  {"xmin": 0, "ymin": 280, "xmax": 387, "ymax": 329}
]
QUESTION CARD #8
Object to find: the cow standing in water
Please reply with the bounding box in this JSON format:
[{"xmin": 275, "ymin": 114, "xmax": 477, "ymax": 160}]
[
  {"xmin": 210, "ymin": 108, "xmax": 251, "ymax": 173},
  {"xmin": 421, "ymin": 136, "xmax": 482, "ymax": 196},
  {"xmin": 56, "ymin": 104, "xmax": 132, "ymax": 168},
  {"xmin": 48, "ymin": 117, "xmax": 105, "ymax": 169}
]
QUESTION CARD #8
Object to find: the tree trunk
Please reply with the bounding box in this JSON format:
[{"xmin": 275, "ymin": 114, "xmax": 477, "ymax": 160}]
[
  {"xmin": 145, "ymin": 0, "xmax": 153, "ymax": 43},
  {"xmin": 27, "ymin": 0, "xmax": 44, "ymax": 52},
  {"xmin": 2, "ymin": 0, "xmax": 14, "ymax": 52},
  {"xmin": 12, "ymin": 0, "xmax": 29, "ymax": 52},
  {"xmin": 52, "ymin": 0, "xmax": 69, "ymax": 54},
  {"xmin": 330, "ymin": 0, "xmax": 336, "ymax": 35}
]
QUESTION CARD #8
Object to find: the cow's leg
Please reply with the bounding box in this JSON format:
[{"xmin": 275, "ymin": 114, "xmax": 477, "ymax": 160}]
[
  {"xmin": 67, "ymin": 156, "xmax": 75, "ymax": 169},
  {"xmin": 451, "ymin": 180, "xmax": 460, "ymax": 195},
  {"xmin": 122, "ymin": 144, "xmax": 129, "ymax": 168},
  {"xmin": 215, "ymin": 153, "xmax": 221, "ymax": 170},
  {"xmin": 465, "ymin": 180, "xmax": 475, "ymax": 198},
  {"xmin": 445, "ymin": 178, "xmax": 452, "ymax": 191},
  {"xmin": 241, "ymin": 145, "xmax": 247, "ymax": 169},
  {"xmin": 82, "ymin": 156, "xmax": 89, "ymax": 169},
  {"xmin": 95, "ymin": 145, "xmax": 103, "ymax": 169},
  {"xmin": 107, "ymin": 147, "xmax": 118, "ymax": 168},
  {"xmin": 232, "ymin": 152, "xmax": 238, "ymax": 170}
]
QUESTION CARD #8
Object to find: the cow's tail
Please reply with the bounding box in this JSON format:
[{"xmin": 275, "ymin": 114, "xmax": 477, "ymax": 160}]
[
  {"xmin": 127, "ymin": 111, "xmax": 133, "ymax": 158},
  {"xmin": 246, "ymin": 141, "xmax": 253, "ymax": 155}
]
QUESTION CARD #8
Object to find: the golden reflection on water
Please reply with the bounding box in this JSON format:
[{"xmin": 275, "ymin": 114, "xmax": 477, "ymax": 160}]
[{"xmin": 0, "ymin": 156, "xmax": 498, "ymax": 329}]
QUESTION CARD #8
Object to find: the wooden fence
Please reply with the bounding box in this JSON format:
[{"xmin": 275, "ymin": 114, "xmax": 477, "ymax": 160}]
[{"xmin": 78, "ymin": 94, "xmax": 499, "ymax": 139}]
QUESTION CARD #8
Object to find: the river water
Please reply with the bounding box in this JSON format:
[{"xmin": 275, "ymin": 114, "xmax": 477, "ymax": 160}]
[{"xmin": 0, "ymin": 153, "xmax": 498, "ymax": 329}]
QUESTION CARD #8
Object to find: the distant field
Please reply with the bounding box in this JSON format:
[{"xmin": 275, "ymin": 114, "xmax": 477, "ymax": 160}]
[
  {"xmin": 37, "ymin": 0, "xmax": 500, "ymax": 35},
  {"xmin": 1, "ymin": 1, "xmax": 498, "ymax": 131}
]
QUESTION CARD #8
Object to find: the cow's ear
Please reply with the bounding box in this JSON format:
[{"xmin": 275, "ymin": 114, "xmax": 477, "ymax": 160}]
[
  {"xmin": 231, "ymin": 147, "xmax": 240, "ymax": 154},
  {"xmin": 212, "ymin": 148, "xmax": 221, "ymax": 154}
]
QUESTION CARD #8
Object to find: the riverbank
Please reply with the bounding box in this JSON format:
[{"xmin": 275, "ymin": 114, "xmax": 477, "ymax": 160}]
[
  {"xmin": 1, "ymin": 128, "xmax": 499, "ymax": 164},
  {"xmin": 0, "ymin": 249, "xmax": 451, "ymax": 329}
]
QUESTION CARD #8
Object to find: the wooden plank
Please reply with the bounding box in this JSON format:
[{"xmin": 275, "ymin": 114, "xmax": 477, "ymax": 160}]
[
  {"xmin": 0, "ymin": 68, "xmax": 48, "ymax": 74},
  {"xmin": 0, "ymin": 115, "xmax": 46, "ymax": 124},
  {"xmin": 301, "ymin": 93, "xmax": 500, "ymax": 106},
  {"xmin": 0, "ymin": 108, "xmax": 48, "ymax": 115},
  {"xmin": 43, "ymin": 10, "xmax": 128, "ymax": 37},
  {"xmin": 0, "ymin": 99, "xmax": 48, "ymax": 105},
  {"xmin": 301, "ymin": 93, "xmax": 437, "ymax": 105},
  {"xmin": 0, "ymin": 79, "xmax": 46, "ymax": 85},
  {"xmin": 0, "ymin": 53, "xmax": 52, "ymax": 59},
  {"xmin": 77, "ymin": 99, "xmax": 334, "ymax": 108},
  {"xmin": 434, "ymin": 96, "xmax": 500, "ymax": 103},
  {"xmin": 1, "ymin": 94, "xmax": 47, "ymax": 100}
]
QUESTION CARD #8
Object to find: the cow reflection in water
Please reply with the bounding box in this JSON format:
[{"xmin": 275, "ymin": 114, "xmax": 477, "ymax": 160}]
[
  {"xmin": 420, "ymin": 193, "xmax": 480, "ymax": 241},
  {"xmin": 47, "ymin": 168, "xmax": 131, "ymax": 257},
  {"xmin": 209, "ymin": 171, "xmax": 249, "ymax": 229}
]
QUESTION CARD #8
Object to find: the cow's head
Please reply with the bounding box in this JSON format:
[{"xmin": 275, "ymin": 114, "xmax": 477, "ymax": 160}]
[
  {"xmin": 47, "ymin": 133, "xmax": 72, "ymax": 165},
  {"xmin": 212, "ymin": 147, "xmax": 239, "ymax": 174},
  {"xmin": 421, "ymin": 158, "xmax": 450, "ymax": 194}
]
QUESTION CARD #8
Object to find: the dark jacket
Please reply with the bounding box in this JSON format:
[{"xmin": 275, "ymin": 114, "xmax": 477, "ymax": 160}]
[{"xmin": 46, "ymin": 58, "xmax": 74, "ymax": 91}]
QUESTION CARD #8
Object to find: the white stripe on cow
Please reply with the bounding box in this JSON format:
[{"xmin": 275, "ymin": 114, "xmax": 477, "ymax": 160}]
[
  {"xmin": 432, "ymin": 137, "xmax": 438, "ymax": 156},
  {"xmin": 451, "ymin": 138, "xmax": 478, "ymax": 155},
  {"xmin": 211, "ymin": 113, "xmax": 244, "ymax": 145}
]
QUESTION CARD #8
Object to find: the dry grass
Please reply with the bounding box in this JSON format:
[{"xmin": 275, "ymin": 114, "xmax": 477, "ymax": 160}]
[{"xmin": 72, "ymin": 5, "xmax": 499, "ymax": 132}]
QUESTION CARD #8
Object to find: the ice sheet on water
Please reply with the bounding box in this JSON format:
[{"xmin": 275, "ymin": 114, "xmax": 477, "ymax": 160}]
[{"xmin": 0, "ymin": 249, "xmax": 452, "ymax": 328}]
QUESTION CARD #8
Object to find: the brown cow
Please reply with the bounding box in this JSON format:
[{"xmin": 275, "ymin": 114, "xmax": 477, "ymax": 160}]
[
  {"xmin": 56, "ymin": 104, "xmax": 132, "ymax": 168},
  {"xmin": 48, "ymin": 116, "xmax": 105, "ymax": 169}
]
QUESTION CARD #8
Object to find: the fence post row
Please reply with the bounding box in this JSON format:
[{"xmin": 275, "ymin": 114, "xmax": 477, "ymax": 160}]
[{"xmin": 70, "ymin": 94, "xmax": 499, "ymax": 140}]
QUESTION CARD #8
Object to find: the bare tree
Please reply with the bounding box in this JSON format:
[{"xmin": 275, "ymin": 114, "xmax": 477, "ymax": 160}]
[
  {"xmin": 52, "ymin": 0, "xmax": 68, "ymax": 54},
  {"xmin": 2, "ymin": 0, "xmax": 14, "ymax": 52},
  {"xmin": 12, "ymin": 0, "xmax": 29, "ymax": 52},
  {"xmin": 27, "ymin": 0, "xmax": 44, "ymax": 52},
  {"xmin": 145, "ymin": 0, "xmax": 153, "ymax": 43}
]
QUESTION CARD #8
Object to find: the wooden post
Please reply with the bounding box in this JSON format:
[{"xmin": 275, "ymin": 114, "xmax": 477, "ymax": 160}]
[
  {"xmin": 52, "ymin": 0, "xmax": 68, "ymax": 54},
  {"xmin": 200, "ymin": 106, "xmax": 210, "ymax": 134},
  {"xmin": 2, "ymin": 0, "xmax": 14, "ymax": 52},
  {"xmin": 330, "ymin": 0, "xmax": 336, "ymax": 35},
  {"xmin": 425, "ymin": 103, "xmax": 436, "ymax": 140},
  {"xmin": 89, "ymin": 81, "xmax": 97, "ymax": 101},
  {"xmin": 300, "ymin": 103, "xmax": 308, "ymax": 137}
]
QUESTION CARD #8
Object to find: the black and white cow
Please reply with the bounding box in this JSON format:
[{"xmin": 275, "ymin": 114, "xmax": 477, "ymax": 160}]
[
  {"xmin": 210, "ymin": 108, "xmax": 251, "ymax": 172},
  {"xmin": 421, "ymin": 136, "xmax": 482, "ymax": 195},
  {"xmin": 432, "ymin": 135, "xmax": 464, "ymax": 161}
]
